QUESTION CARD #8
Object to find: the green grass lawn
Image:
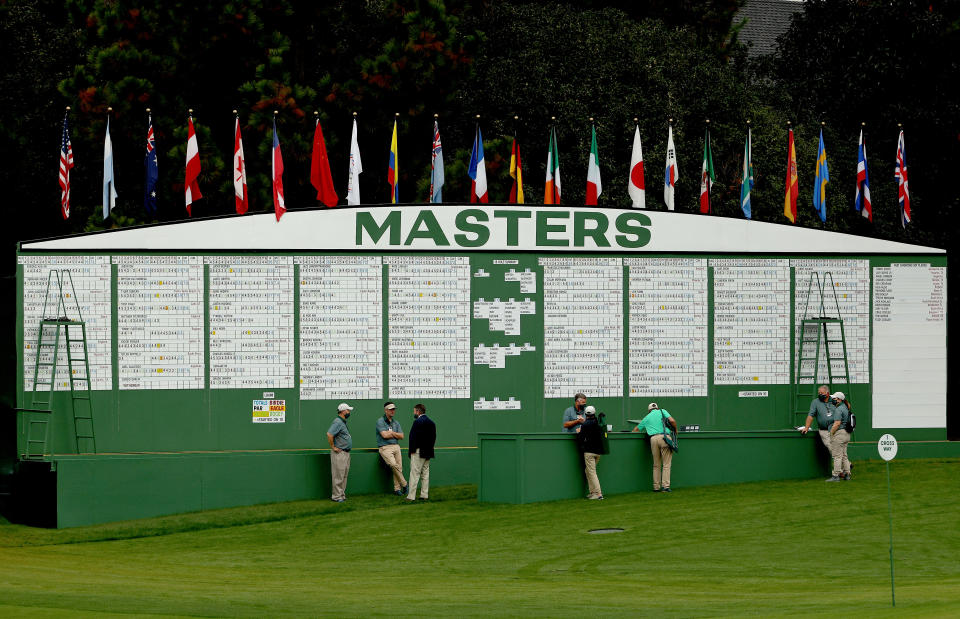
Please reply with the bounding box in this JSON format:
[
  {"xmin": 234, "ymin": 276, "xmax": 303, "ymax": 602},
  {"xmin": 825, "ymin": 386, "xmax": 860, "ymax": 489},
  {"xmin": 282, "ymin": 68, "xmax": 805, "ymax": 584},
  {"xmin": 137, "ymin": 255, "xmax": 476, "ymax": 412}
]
[{"xmin": 1, "ymin": 458, "xmax": 958, "ymax": 617}]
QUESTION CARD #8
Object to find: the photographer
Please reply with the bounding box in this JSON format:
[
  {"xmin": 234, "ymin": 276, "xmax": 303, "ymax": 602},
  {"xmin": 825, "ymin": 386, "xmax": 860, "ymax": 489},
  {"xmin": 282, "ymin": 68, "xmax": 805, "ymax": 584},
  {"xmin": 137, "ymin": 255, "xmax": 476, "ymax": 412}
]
[{"xmin": 577, "ymin": 406, "xmax": 604, "ymax": 500}]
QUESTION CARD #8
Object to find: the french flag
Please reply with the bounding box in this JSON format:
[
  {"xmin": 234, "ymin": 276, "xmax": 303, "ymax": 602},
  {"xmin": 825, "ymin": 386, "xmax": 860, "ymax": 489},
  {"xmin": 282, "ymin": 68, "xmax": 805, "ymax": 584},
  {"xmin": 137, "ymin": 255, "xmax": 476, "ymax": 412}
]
[{"xmin": 468, "ymin": 124, "xmax": 488, "ymax": 203}]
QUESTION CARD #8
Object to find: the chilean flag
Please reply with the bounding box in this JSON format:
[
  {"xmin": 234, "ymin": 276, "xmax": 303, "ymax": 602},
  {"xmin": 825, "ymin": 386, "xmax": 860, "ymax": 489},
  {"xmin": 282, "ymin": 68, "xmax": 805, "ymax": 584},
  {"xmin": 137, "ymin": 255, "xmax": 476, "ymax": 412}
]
[
  {"xmin": 468, "ymin": 124, "xmax": 488, "ymax": 203},
  {"xmin": 855, "ymin": 129, "xmax": 871, "ymax": 222},
  {"xmin": 272, "ymin": 116, "xmax": 285, "ymax": 221}
]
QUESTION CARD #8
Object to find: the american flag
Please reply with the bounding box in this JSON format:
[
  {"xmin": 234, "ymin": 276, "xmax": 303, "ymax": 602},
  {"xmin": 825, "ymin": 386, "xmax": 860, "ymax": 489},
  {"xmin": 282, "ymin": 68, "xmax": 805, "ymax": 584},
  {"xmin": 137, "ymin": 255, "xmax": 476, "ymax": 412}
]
[
  {"xmin": 59, "ymin": 111, "xmax": 74, "ymax": 219},
  {"xmin": 895, "ymin": 129, "xmax": 911, "ymax": 227}
]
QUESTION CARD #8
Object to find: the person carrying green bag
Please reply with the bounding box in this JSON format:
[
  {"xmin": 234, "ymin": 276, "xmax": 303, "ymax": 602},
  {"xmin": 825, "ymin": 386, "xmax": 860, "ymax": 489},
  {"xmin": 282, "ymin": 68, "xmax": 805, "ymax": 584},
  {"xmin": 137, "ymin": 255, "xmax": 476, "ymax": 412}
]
[{"xmin": 632, "ymin": 402, "xmax": 678, "ymax": 492}]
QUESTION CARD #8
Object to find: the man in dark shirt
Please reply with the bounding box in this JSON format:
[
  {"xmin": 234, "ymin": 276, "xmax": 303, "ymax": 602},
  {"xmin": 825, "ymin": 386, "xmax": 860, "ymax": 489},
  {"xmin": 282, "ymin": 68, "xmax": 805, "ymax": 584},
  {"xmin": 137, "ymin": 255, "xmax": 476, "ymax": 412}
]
[
  {"xmin": 406, "ymin": 403, "xmax": 437, "ymax": 501},
  {"xmin": 577, "ymin": 406, "xmax": 605, "ymax": 500}
]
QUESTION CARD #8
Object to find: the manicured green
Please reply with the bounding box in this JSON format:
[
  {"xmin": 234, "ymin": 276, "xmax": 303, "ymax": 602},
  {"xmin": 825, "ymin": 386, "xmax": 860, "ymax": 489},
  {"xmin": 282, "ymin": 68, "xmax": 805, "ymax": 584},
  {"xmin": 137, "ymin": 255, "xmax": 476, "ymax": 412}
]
[{"xmin": 1, "ymin": 459, "xmax": 959, "ymax": 617}]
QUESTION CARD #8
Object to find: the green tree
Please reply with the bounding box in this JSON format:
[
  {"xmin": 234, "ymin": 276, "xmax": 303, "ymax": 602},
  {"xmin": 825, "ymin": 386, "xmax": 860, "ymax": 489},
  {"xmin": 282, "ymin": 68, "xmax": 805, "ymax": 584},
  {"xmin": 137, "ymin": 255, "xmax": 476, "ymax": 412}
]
[{"xmin": 764, "ymin": 0, "xmax": 959, "ymax": 248}]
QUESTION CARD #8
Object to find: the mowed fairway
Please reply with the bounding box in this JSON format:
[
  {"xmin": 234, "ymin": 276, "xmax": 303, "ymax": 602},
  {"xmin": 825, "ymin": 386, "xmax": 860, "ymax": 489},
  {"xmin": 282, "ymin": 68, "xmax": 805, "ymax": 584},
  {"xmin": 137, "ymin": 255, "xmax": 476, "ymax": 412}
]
[{"xmin": 1, "ymin": 458, "xmax": 958, "ymax": 617}]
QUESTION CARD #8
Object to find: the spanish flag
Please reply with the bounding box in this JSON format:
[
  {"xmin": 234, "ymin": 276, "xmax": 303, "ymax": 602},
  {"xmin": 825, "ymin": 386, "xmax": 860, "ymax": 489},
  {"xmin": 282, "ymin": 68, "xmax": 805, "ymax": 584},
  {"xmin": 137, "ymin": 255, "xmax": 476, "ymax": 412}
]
[{"xmin": 784, "ymin": 127, "xmax": 798, "ymax": 223}]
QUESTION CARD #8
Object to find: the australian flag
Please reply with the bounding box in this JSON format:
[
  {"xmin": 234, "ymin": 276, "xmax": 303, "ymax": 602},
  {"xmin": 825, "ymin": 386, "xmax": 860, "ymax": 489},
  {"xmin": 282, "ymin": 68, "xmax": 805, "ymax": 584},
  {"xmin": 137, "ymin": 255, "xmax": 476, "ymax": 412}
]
[{"xmin": 144, "ymin": 115, "xmax": 158, "ymax": 216}]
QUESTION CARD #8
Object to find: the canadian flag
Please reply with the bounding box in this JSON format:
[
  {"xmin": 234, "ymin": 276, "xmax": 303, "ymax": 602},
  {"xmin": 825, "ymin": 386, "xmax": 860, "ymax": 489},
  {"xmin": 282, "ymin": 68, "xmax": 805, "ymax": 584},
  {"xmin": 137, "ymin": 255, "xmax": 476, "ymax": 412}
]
[
  {"xmin": 233, "ymin": 115, "xmax": 248, "ymax": 214},
  {"xmin": 184, "ymin": 114, "xmax": 202, "ymax": 216}
]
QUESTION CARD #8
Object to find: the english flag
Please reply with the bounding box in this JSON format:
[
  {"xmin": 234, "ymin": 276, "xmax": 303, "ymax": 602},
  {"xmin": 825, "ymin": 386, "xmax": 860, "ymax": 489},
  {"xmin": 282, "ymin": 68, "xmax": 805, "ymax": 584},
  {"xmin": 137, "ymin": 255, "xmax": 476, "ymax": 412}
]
[
  {"xmin": 544, "ymin": 126, "xmax": 561, "ymax": 204},
  {"xmin": 468, "ymin": 124, "xmax": 488, "ymax": 203},
  {"xmin": 347, "ymin": 117, "xmax": 362, "ymax": 205},
  {"xmin": 854, "ymin": 129, "xmax": 871, "ymax": 222},
  {"xmin": 272, "ymin": 116, "xmax": 286, "ymax": 221},
  {"xmin": 59, "ymin": 111, "xmax": 74, "ymax": 219},
  {"xmin": 184, "ymin": 114, "xmax": 202, "ymax": 216},
  {"xmin": 102, "ymin": 115, "xmax": 118, "ymax": 220},
  {"xmin": 628, "ymin": 125, "xmax": 645, "ymax": 208},
  {"xmin": 896, "ymin": 129, "xmax": 911, "ymax": 228},
  {"xmin": 585, "ymin": 123, "xmax": 602, "ymax": 205},
  {"xmin": 233, "ymin": 115, "xmax": 248, "ymax": 214},
  {"xmin": 663, "ymin": 123, "xmax": 678, "ymax": 210},
  {"xmin": 310, "ymin": 116, "xmax": 338, "ymax": 207}
]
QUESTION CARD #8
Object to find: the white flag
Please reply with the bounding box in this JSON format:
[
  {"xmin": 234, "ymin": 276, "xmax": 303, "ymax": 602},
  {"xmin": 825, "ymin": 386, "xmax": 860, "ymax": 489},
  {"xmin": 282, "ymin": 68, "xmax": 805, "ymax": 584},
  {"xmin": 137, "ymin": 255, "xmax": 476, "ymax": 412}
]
[
  {"xmin": 102, "ymin": 116, "xmax": 118, "ymax": 219},
  {"xmin": 664, "ymin": 124, "xmax": 678, "ymax": 211},
  {"xmin": 347, "ymin": 118, "xmax": 363, "ymax": 205},
  {"xmin": 628, "ymin": 125, "xmax": 645, "ymax": 208}
]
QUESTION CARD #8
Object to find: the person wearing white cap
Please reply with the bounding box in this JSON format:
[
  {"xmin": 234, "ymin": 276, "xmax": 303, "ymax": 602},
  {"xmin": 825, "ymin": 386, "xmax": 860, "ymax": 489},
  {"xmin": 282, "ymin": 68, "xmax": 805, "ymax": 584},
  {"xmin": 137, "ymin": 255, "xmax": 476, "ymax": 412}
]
[
  {"xmin": 826, "ymin": 392, "xmax": 852, "ymax": 482},
  {"xmin": 376, "ymin": 401, "xmax": 408, "ymax": 495},
  {"xmin": 632, "ymin": 402, "xmax": 678, "ymax": 492},
  {"xmin": 576, "ymin": 406, "xmax": 605, "ymax": 500},
  {"xmin": 327, "ymin": 402, "xmax": 354, "ymax": 502}
]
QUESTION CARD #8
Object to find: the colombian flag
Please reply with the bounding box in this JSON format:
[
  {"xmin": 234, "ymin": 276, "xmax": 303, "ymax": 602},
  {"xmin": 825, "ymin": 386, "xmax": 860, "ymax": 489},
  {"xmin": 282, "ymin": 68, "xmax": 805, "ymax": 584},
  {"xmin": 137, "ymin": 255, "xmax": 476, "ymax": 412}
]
[{"xmin": 388, "ymin": 118, "xmax": 399, "ymax": 204}]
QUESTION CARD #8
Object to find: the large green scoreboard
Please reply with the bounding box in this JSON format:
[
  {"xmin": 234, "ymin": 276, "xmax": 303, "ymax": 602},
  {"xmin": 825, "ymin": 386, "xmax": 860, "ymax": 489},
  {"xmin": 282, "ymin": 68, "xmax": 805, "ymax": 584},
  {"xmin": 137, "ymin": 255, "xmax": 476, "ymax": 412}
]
[{"xmin": 16, "ymin": 205, "xmax": 947, "ymax": 456}]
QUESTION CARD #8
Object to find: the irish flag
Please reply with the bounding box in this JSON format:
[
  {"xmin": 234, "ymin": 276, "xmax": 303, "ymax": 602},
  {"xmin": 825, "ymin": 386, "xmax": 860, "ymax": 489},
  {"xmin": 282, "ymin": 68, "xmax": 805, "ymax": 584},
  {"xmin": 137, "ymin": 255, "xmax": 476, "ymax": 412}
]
[
  {"xmin": 585, "ymin": 122, "xmax": 602, "ymax": 205},
  {"xmin": 544, "ymin": 126, "xmax": 561, "ymax": 204}
]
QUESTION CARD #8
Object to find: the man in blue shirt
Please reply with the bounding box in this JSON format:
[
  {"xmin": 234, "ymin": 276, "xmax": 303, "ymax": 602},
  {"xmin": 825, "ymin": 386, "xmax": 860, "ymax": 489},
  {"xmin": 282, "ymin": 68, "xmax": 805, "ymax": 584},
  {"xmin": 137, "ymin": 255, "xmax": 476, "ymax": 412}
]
[
  {"xmin": 800, "ymin": 385, "xmax": 838, "ymax": 470},
  {"xmin": 376, "ymin": 401, "xmax": 407, "ymax": 495},
  {"xmin": 562, "ymin": 393, "xmax": 588, "ymax": 433},
  {"xmin": 633, "ymin": 402, "xmax": 678, "ymax": 492},
  {"xmin": 326, "ymin": 402, "xmax": 353, "ymax": 502}
]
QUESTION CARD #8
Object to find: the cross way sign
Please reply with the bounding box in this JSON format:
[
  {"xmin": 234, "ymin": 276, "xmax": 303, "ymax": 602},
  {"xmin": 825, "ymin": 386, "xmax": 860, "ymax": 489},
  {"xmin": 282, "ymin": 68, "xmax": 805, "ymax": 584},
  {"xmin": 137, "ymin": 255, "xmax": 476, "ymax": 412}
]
[{"xmin": 878, "ymin": 434, "xmax": 898, "ymax": 461}]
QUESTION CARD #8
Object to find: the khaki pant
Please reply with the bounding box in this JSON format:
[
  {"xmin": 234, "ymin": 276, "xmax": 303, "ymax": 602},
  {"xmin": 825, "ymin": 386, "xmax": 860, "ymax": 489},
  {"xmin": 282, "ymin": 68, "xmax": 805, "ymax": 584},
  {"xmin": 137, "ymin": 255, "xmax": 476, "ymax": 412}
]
[
  {"xmin": 407, "ymin": 449, "xmax": 431, "ymax": 500},
  {"xmin": 378, "ymin": 444, "xmax": 407, "ymax": 491},
  {"xmin": 584, "ymin": 452, "xmax": 602, "ymax": 498},
  {"xmin": 830, "ymin": 429, "xmax": 851, "ymax": 476},
  {"xmin": 651, "ymin": 434, "xmax": 673, "ymax": 490},
  {"xmin": 330, "ymin": 449, "xmax": 351, "ymax": 501},
  {"xmin": 818, "ymin": 429, "xmax": 833, "ymax": 453}
]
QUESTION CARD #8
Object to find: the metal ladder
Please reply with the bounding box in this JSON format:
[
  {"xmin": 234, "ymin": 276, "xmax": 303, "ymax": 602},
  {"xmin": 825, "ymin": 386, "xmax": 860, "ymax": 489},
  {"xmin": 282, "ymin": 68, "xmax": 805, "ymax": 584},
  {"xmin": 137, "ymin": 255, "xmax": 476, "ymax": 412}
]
[
  {"xmin": 25, "ymin": 270, "xmax": 97, "ymax": 456},
  {"xmin": 793, "ymin": 272, "xmax": 851, "ymax": 425}
]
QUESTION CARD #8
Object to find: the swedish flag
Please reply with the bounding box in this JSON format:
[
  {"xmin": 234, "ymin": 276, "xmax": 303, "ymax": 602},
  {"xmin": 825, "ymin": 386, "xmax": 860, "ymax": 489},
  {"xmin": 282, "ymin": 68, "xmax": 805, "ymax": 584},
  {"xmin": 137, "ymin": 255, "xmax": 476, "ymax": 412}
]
[{"xmin": 813, "ymin": 129, "xmax": 829, "ymax": 222}]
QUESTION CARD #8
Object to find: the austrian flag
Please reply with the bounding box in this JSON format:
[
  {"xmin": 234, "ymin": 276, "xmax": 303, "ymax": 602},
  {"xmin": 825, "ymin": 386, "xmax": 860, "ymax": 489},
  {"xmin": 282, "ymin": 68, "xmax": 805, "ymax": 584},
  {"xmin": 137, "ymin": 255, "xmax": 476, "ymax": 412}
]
[{"xmin": 184, "ymin": 113, "xmax": 202, "ymax": 216}]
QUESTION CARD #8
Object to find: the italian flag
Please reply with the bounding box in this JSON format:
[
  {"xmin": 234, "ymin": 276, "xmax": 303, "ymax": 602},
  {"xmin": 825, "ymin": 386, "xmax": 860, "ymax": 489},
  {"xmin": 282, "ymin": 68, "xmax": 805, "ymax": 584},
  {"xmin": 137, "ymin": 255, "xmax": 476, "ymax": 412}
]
[
  {"xmin": 585, "ymin": 123, "xmax": 602, "ymax": 205},
  {"xmin": 544, "ymin": 126, "xmax": 561, "ymax": 204}
]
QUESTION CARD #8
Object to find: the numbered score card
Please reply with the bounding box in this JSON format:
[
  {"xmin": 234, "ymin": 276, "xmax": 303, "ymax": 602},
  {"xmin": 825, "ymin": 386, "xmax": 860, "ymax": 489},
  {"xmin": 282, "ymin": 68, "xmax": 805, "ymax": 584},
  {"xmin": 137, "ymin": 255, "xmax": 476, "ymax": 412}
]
[{"xmin": 253, "ymin": 399, "xmax": 286, "ymax": 423}]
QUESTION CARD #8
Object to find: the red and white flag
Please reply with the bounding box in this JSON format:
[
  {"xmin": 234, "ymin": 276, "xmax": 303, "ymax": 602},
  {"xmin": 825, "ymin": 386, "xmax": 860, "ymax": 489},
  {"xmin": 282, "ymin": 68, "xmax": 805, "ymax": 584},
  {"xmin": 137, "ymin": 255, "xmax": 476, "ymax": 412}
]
[
  {"xmin": 628, "ymin": 125, "xmax": 645, "ymax": 208},
  {"xmin": 272, "ymin": 116, "xmax": 286, "ymax": 221},
  {"xmin": 233, "ymin": 114, "xmax": 248, "ymax": 214},
  {"xmin": 184, "ymin": 113, "xmax": 202, "ymax": 216},
  {"xmin": 59, "ymin": 110, "xmax": 74, "ymax": 219},
  {"xmin": 310, "ymin": 116, "xmax": 338, "ymax": 207}
]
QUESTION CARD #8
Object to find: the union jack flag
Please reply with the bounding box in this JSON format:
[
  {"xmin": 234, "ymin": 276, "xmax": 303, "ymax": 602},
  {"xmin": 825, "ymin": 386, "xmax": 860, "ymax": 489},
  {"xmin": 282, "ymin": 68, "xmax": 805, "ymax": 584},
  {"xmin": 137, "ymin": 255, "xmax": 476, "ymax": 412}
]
[
  {"xmin": 895, "ymin": 129, "xmax": 911, "ymax": 228},
  {"xmin": 59, "ymin": 111, "xmax": 74, "ymax": 219}
]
